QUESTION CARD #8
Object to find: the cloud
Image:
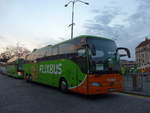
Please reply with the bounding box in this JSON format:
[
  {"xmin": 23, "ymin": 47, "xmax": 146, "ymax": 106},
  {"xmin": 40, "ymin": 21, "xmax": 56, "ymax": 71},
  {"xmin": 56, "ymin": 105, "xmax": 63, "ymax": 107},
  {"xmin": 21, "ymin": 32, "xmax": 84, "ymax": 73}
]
[
  {"xmin": 127, "ymin": 0, "xmax": 150, "ymax": 35},
  {"xmin": 91, "ymin": 9, "xmax": 100, "ymax": 14},
  {"xmin": 84, "ymin": 0, "xmax": 150, "ymax": 60},
  {"xmin": 94, "ymin": 9, "xmax": 120, "ymax": 25},
  {"xmin": 84, "ymin": 7, "xmax": 125, "ymax": 40},
  {"xmin": 0, "ymin": 33, "xmax": 63, "ymax": 53},
  {"xmin": 0, "ymin": 34, "xmax": 40, "ymax": 51}
]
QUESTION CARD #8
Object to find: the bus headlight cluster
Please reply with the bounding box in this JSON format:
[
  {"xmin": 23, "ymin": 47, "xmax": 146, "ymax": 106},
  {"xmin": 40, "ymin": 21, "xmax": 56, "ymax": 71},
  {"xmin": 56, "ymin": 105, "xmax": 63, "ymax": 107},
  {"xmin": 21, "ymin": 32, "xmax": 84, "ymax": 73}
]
[
  {"xmin": 107, "ymin": 78, "xmax": 116, "ymax": 82},
  {"xmin": 91, "ymin": 82, "xmax": 101, "ymax": 87},
  {"xmin": 18, "ymin": 72, "xmax": 22, "ymax": 76}
]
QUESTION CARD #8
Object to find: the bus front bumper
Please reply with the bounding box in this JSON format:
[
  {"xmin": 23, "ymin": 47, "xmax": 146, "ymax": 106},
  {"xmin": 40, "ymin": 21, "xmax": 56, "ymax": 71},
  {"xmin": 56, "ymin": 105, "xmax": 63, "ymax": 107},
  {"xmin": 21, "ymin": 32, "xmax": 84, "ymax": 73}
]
[{"xmin": 69, "ymin": 74, "xmax": 122, "ymax": 95}]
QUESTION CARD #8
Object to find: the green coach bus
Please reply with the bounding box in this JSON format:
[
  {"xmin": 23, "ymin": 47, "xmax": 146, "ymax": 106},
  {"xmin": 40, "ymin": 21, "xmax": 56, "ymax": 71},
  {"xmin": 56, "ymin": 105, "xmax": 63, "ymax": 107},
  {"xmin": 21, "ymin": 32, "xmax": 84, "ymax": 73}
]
[
  {"xmin": 5, "ymin": 58, "xmax": 24, "ymax": 78},
  {"xmin": 23, "ymin": 35, "xmax": 130, "ymax": 95}
]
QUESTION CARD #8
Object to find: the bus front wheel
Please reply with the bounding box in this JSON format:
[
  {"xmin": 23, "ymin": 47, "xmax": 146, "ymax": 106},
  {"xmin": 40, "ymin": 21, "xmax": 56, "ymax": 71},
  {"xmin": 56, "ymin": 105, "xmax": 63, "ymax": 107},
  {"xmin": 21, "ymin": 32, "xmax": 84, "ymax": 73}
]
[{"xmin": 60, "ymin": 79, "xmax": 68, "ymax": 93}]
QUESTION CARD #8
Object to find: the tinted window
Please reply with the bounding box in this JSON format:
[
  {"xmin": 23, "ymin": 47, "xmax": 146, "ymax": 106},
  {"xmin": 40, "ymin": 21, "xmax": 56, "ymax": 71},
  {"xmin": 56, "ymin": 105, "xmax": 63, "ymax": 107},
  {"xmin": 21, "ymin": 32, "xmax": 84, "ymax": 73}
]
[
  {"xmin": 87, "ymin": 38, "xmax": 117, "ymax": 60},
  {"xmin": 45, "ymin": 47, "xmax": 52, "ymax": 56},
  {"xmin": 52, "ymin": 46, "xmax": 58, "ymax": 55},
  {"xmin": 26, "ymin": 38, "xmax": 81, "ymax": 61},
  {"xmin": 26, "ymin": 48, "xmax": 47, "ymax": 61},
  {"xmin": 59, "ymin": 39, "xmax": 80, "ymax": 54}
]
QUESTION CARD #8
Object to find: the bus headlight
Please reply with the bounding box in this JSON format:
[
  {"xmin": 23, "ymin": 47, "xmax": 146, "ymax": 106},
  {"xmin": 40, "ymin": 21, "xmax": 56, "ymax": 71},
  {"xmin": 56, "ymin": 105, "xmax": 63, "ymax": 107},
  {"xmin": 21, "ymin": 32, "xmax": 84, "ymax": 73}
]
[
  {"xmin": 18, "ymin": 72, "xmax": 22, "ymax": 76},
  {"xmin": 107, "ymin": 78, "xmax": 116, "ymax": 82},
  {"xmin": 91, "ymin": 82, "xmax": 101, "ymax": 87}
]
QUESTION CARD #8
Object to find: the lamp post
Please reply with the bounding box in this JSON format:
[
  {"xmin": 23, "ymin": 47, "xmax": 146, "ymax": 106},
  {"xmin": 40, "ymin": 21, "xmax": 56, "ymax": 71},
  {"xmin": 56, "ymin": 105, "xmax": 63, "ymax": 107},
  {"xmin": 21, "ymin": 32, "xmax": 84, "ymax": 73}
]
[{"xmin": 65, "ymin": 0, "xmax": 89, "ymax": 39}]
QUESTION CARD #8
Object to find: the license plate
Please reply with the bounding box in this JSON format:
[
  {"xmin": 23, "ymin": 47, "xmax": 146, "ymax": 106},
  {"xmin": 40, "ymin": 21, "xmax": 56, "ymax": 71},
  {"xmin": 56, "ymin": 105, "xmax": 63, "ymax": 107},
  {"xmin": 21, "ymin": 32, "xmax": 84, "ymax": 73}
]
[{"xmin": 108, "ymin": 88, "xmax": 116, "ymax": 92}]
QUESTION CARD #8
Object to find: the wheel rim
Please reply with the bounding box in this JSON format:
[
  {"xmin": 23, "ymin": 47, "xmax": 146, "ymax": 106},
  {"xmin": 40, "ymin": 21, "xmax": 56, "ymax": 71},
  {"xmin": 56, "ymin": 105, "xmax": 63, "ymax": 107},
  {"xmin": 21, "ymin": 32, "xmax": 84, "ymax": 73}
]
[
  {"xmin": 61, "ymin": 81, "xmax": 67, "ymax": 90},
  {"xmin": 29, "ymin": 76, "xmax": 32, "ymax": 81}
]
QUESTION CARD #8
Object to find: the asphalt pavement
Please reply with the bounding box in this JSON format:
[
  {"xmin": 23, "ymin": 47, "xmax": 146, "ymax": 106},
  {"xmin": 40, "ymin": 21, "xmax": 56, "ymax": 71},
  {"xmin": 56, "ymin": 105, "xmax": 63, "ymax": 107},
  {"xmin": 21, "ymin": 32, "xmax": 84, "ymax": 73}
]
[{"xmin": 0, "ymin": 73, "xmax": 150, "ymax": 113}]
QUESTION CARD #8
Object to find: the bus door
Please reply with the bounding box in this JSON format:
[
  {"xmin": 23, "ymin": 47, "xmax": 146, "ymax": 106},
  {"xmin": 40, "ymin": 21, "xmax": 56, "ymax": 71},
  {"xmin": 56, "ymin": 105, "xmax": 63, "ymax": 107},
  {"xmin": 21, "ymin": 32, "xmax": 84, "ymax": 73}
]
[
  {"xmin": 76, "ymin": 48, "xmax": 88, "ymax": 94},
  {"xmin": 31, "ymin": 61, "xmax": 37, "ymax": 81}
]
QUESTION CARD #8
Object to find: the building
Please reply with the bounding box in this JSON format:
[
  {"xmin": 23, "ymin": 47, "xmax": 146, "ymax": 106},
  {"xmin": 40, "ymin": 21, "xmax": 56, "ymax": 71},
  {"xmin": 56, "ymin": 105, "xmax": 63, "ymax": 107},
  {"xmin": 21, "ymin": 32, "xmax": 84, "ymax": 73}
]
[{"xmin": 135, "ymin": 38, "xmax": 150, "ymax": 72}]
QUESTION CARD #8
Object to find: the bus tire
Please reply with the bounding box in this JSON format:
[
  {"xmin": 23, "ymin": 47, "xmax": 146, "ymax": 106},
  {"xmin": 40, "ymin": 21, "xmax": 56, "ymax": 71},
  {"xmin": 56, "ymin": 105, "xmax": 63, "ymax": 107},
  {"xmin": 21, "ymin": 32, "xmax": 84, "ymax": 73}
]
[
  {"xmin": 27, "ymin": 74, "xmax": 32, "ymax": 82},
  {"xmin": 59, "ymin": 79, "xmax": 68, "ymax": 93},
  {"xmin": 29, "ymin": 75, "xmax": 32, "ymax": 81}
]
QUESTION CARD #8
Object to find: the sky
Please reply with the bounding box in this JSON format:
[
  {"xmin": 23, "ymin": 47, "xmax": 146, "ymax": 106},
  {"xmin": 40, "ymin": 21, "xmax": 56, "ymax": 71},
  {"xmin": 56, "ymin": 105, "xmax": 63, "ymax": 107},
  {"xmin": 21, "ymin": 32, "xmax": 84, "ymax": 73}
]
[{"xmin": 0, "ymin": 0, "xmax": 149, "ymax": 60}]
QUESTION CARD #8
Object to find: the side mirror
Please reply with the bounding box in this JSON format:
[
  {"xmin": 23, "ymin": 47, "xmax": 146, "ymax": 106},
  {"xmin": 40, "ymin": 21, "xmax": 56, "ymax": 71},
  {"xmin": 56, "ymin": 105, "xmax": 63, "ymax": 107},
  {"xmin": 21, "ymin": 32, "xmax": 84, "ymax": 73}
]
[{"xmin": 116, "ymin": 47, "xmax": 131, "ymax": 58}]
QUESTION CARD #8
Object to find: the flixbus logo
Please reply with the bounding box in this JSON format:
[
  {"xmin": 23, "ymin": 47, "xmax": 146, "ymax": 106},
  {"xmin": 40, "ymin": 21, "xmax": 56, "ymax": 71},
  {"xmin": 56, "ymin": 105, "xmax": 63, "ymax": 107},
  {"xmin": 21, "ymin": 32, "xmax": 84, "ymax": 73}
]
[{"xmin": 39, "ymin": 64, "xmax": 62, "ymax": 75}]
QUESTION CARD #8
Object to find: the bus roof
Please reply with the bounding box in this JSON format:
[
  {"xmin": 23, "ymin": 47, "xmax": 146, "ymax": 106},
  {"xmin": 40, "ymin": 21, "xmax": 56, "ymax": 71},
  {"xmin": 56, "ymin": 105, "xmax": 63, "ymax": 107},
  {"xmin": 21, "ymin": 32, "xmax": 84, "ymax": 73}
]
[
  {"xmin": 65, "ymin": 35, "xmax": 112, "ymax": 42},
  {"xmin": 33, "ymin": 35, "xmax": 113, "ymax": 52},
  {"xmin": 75, "ymin": 35, "xmax": 112, "ymax": 40},
  {"xmin": 54, "ymin": 35, "xmax": 113, "ymax": 46},
  {"xmin": 28, "ymin": 35, "xmax": 114, "ymax": 61}
]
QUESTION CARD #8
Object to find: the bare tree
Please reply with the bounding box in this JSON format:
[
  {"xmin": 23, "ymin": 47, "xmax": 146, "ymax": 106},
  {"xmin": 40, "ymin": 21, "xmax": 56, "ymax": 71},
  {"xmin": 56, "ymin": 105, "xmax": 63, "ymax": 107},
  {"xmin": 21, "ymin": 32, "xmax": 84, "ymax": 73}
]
[{"xmin": 0, "ymin": 45, "xmax": 31, "ymax": 62}]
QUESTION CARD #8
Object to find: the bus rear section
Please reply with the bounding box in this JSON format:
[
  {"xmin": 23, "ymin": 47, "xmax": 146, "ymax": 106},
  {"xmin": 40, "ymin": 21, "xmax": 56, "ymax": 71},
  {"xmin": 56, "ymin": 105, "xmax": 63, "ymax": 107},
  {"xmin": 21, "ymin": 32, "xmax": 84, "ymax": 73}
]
[{"xmin": 4, "ymin": 58, "xmax": 24, "ymax": 78}]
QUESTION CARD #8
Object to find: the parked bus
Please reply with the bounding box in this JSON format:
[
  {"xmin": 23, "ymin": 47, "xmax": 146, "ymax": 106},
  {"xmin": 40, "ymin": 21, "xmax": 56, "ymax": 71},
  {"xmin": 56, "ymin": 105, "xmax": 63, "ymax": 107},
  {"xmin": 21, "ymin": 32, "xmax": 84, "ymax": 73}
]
[
  {"xmin": 23, "ymin": 35, "xmax": 130, "ymax": 95},
  {"xmin": 5, "ymin": 58, "xmax": 24, "ymax": 78}
]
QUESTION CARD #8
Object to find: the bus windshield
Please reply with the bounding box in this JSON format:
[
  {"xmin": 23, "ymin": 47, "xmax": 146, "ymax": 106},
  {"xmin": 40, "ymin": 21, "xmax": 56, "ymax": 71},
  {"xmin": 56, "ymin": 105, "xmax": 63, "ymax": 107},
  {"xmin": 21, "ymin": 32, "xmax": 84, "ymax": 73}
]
[{"xmin": 87, "ymin": 38, "xmax": 120, "ymax": 72}]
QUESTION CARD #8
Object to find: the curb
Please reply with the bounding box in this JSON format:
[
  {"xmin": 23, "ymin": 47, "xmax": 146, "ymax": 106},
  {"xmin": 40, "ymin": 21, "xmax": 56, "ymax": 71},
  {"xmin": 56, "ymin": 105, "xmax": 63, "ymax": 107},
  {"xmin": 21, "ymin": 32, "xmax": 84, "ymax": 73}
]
[{"xmin": 121, "ymin": 91, "xmax": 150, "ymax": 98}]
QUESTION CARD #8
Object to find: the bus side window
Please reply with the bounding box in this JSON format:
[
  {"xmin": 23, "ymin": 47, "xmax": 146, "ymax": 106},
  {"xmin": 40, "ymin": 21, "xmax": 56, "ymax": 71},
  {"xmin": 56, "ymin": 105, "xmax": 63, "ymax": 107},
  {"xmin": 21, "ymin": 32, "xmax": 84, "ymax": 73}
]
[
  {"xmin": 50, "ymin": 46, "xmax": 59, "ymax": 56},
  {"xmin": 59, "ymin": 44, "xmax": 66, "ymax": 54},
  {"xmin": 59, "ymin": 43, "xmax": 72, "ymax": 54},
  {"xmin": 39, "ymin": 48, "xmax": 47, "ymax": 58},
  {"xmin": 59, "ymin": 38, "xmax": 80, "ymax": 55},
  {"xmin": 45, "ymin": 47, "xmax": 52, "ymax": 57}
]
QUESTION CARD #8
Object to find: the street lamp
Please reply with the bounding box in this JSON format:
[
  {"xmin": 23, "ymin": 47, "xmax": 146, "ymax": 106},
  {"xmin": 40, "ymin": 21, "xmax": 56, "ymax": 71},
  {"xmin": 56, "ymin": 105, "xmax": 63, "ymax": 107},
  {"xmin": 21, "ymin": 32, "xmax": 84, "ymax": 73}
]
[{"xmin": 65, "ymin": 0, "xmax": 89, "ymax": 39}]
